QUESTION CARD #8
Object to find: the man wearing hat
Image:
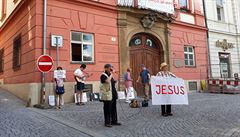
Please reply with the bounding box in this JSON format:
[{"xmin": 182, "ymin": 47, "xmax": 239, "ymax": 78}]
[
  {"xmin": 100, "ymin": 64, "xmax": 121, "ymax": 127},
  {"xmin": 156, "ymin": 62, "xmax": 176, "ymax": 117}
]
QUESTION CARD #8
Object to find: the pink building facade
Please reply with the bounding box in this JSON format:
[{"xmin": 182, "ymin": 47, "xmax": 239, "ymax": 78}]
[
  {"xmin": 0, "ymin": 0, "xmax": 208, "ymax": 105},
  {"xmin": 0, "ymin": 0, "xmax": 119, "ymax": 105},
  {"xmin": 170, "ymin": 0, "xmax": 208, "ymax": 91}
]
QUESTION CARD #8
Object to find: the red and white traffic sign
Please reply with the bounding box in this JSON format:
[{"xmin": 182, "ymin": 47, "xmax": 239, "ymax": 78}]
[{"xmin": 37, "ymin": 55, "xmax": 54, "ymax": 73}]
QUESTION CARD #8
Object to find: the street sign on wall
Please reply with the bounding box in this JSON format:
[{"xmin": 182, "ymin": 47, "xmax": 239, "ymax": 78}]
[{"xmin": 37, "ymin": 55, "xmax": 54, "ymax": 73}]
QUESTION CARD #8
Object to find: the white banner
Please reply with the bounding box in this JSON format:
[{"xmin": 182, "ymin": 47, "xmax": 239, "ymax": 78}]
[
  {"xmin": 138, "ymin": 0, "xmax": 174, "ymax": 14},
  {"xmin": 54, "ymin": 70, "xmax": 66, "ymax": 79},
  {"xmin": 151, "ymin": 76, "xmax": 188, "ymax": 105}
]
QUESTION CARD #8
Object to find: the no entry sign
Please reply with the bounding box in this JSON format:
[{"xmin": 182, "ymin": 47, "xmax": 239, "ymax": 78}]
[{"xmin": 37, "ymin": 55, "xmax": 53, "ymax": 73}]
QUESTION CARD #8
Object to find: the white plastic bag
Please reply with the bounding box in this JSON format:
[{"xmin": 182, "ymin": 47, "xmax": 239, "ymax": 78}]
[
  {"xmin": 74, "ymin": 93, "xmax": 87, "ymax": 103},
  {"xmin": 128, "ymin": 87, "xmax": 135, "ymax": 99},
  {"xmin": 48, "ymin": 95, "xmax": 55, "ymax": 106}
]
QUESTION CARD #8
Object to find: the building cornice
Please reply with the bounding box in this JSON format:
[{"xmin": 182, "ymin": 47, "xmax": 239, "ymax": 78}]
[
  {"xmin": 172, "ymin": 20, "xmax": 207, "ymax": 31},
  {"xmin": 58, "ymin": 0, "xmax": 117, "ymax": 11},
  {"xmin": 207, "ymin": 18, "xmax": 237, "ymax": 26},
  {"xmin": 208, "ymin": 29, "xmax": 240, "ymax": 36}
]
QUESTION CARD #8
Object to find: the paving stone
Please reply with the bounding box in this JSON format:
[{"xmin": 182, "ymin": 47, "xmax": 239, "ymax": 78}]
[{"xmin": 1, "ymin": 88, "xmax": 240, "ymax": 137}]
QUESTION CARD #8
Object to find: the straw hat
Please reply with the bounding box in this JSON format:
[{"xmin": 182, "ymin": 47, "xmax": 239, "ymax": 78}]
[{"xmin": 160, "ymin": 62, "xmax": 168, "ymax": 70}]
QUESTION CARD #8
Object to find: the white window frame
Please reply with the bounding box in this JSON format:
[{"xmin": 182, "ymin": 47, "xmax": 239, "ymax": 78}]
[
  {"xmin": 70, "ymin": 31, "xmax": 94, "ymax": 63},
  {"xmin": 216, "ymin": 0, "xmax": 223, "ymax": 6},
  {"xmin": 216, "ymin": 0, "xmax": 224, "ymax": 21},
  {"xmin": 184, "ymin": 46, "xmax": 195, "ymax": 67},
  {"xmin": 179, "ymin": 0, "xmax": 189, "ymax": 10}
]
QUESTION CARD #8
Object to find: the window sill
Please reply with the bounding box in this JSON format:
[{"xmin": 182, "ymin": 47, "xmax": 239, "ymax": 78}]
[
  {"xmin": 70, "ymin": 61, "xmax": 95, "ymax": 64},
  {"xmin": 13, "ymin": 66, "xmax": 21, "ymax": 71},
  {"xmin": 185, "ymin": 65, "xmax": 196, "ymax": 68},
  {"xmin": 216, "ymin": 20, "xmax": 226, "ymax": 23},
  {"xmin": 180, "ymin": 8, "xmax": 191, "ymax": 13}
]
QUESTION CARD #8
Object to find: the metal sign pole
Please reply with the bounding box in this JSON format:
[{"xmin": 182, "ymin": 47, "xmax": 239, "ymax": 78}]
[
  {"xmin": 56, "ymin": 37, "xmax": 59, "ymax": 68},
  {"xmin": 41, "ymin": 0, "xmax": 47, "ymax": 105}
]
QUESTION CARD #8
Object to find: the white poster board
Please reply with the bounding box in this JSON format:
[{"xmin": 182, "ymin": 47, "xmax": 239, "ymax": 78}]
[
  {"xmin": 54, "ymin": 70, "xmax": 66, "ymax": 79},
  {"xmin": 48, "ymin": 95, "xmax": 55, "ymax": 106},
  {"xmin": 151, "ymin": 76, "xmax": 188, "ymax": 105}
]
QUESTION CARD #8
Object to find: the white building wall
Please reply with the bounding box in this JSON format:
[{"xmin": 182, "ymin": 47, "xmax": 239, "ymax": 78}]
[{"xmin": 205, "ymin": 0, "xmax": 240, "ymax": 79}]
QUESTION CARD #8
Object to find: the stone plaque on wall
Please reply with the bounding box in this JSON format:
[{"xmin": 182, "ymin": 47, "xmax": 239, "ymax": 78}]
[{"xmin": 173, "ymin": 59, "xmax": 183, "ymax": 68}]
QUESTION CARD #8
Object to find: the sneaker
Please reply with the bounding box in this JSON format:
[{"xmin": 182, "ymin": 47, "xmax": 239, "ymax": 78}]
[
  {"xmin": 125, "ymin": 100, "xmax": 131, "ymax": 103},
  {"xmin": 79, "ymin": 102, "xmax": 85, "ymax": 105},
  {"xmin": 104, "ymin": 124, "xmax": 112, "ymax": 127},
  {"xmin": 111, "ymin": 122, "xmax": 121, "ymax": 126},
  {"xmin": 167, "ymin": 113, "xmax": 173, "ymax": 116},
  {"xmin": 76, "ymin": 102, "xmax": 80, "ymax": 105},
  {"xmin": 162, "ymin": 113, "xmax": 168, "ymax": 117}
]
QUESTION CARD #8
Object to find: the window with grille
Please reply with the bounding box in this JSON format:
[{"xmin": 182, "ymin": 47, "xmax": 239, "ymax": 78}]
[
  {"xmin": 71, "ymin": 31, "xmax": 94, "ymax": 63},
  {"xmin": 12, "ymin": 35, "xmax": 21, "ymax": 70},
  {"xmin": 184, "ymin": 46, "xmax": 195, "ymax": 66},
  {"xmin": 0, "ymin": 49, "xmax": 4, "ymax": 73},
  {"xmin": 189, "ymin": 81, "xmax": 197, "ymax": 91}
]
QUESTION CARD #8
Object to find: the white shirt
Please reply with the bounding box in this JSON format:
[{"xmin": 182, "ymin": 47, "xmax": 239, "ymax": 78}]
[
  {"xmin": 74, "ymin": 68, "xmax": 85, "ymax": 83},
  {"xmin": 56, "ymin": 78, "xmax": 64, "ymax": 87}
]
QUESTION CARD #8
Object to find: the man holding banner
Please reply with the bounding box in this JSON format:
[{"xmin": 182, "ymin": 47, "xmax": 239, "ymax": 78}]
[{"xmin": 151, "ymin": 62, "xmax": 188, "ymax": 117}]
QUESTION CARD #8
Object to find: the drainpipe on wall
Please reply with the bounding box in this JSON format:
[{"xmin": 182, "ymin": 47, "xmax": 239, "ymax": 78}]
[
  {"xmin": 231, "ymin": 0, "xmax": 240, "ymax": 73},
  {"xmin": 41, "ymin": 0, "xmax": 47, "ymax": 104},
  {"xmin": 202, "ymin": 0, "xmax": 212, "ymax": 79}
]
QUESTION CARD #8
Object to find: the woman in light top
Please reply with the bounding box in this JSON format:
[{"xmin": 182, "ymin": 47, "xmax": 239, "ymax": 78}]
[
  {"xmin": 124, "ymin": 68, "xmax": 133, "ymax": 103},
  {"xmin": 156, "ymin": 62, "xmax": 176, "ymax": 117},
  {"xmin": 55, "ymin": 66, "xmax": 65, "ymax": 109}
]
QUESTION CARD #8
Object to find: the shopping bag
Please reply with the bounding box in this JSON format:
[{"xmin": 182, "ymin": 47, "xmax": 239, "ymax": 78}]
[
  {"xmin": 128, "ymin": 87, "xmax": 135, "ymax": 99},
  {"xmin": 74, "ymin": 93, "xmax": 87, "ymax": 103},
  {"xmin": 48, "ymin": 95, "xmax": 55, "ymax": 106},
  {"xmin": 117, "ymin": 91, "xmax": 126, "ymax": 100}
]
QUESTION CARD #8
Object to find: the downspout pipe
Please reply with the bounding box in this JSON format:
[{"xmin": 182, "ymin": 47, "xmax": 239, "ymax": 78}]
[
  {"xmin": 41, "ymin": 0, "xmax": 47, "ymax": 104},
  {"xmin": 231, "ymin": 0, "xmax": 240, "ymax": 73},
  {"xmin": 43, "ymin": 0, "xmax": 47, "ymax": 55},
  {"xmin": 202, "ymin": 0, "xmax": 212, "ymax": 79}
]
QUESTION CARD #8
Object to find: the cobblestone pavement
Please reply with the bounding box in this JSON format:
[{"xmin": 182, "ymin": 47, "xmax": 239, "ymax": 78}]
[
  {"xmin": 0, "ymin": 88, "xmax": 93, "ymax": 137},
  {"xmin": 2, "ymin": 88, "xmax": 240, "ymax": 137},
  {"xmin": 36, "ymin": 92, "xmax": 240, "ymax": 137}
]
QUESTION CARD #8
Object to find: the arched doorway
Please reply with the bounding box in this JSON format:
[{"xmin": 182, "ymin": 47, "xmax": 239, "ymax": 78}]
[{"xmin": 129, "ymin": 33, "xmax": 163, "ymax": 96}]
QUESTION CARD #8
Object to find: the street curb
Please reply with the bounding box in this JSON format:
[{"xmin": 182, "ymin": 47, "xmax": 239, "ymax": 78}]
[{"xmin": 29, "ymin": 108, "xmax": 106, "ymax": 137}]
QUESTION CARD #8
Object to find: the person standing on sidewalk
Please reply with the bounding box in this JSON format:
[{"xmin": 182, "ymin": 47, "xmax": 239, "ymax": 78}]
[
  {"xmin": 54, "ymin": 66, "xmax": 65, "ymax": 109},
  {"xmin": 100, "ymin": 64, "xmax": 121, "ymax": 127},
  {"xmin": 156, "ymin": 62, "xmax": 176, "ymax": 117},
  {"xmin": 74, "ymin": 64, "xmax": 90, "ymax": 106},
  {"xmin": 124, "ymin": 68, "xmax": 133, "ymax": 103},
  {"xmin": 110, "ymin": 66, "xmax": 121, "ymax": 126},
  {"xmin": 137, "ymin": 64, "xmax": 150, "ymax": 101}
]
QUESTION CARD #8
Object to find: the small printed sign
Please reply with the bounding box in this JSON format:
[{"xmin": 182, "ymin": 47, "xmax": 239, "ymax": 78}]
[
  {"xmin": 51, "ymin": 35, "xmax": 63, "ymax": 47},
  {"xmin": 54, "ymin": 70, "xmax": 66, "ymax": 79}
]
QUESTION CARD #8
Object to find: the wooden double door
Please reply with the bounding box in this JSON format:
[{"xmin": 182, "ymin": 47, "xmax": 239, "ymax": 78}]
[{"xmin": 129, "ymin": 34, "xmax": 162, "ymax": 96}]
